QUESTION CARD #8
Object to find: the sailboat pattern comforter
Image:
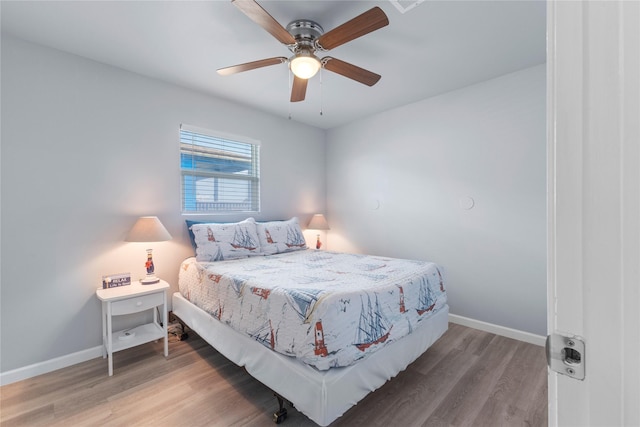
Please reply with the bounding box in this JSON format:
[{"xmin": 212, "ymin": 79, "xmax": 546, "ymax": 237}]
[{"xmin": 178, "ymin": 250, "xmax": 447, "ymax": 370}]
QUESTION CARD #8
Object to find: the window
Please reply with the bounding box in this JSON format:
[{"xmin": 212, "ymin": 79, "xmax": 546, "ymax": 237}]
[{"xmin": 180, "ymin": 124, "xmax": 260, "ymax": 214}]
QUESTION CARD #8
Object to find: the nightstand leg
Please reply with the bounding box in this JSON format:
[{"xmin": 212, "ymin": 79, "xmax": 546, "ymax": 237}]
[
  {"xmin": 163, "ymin": 291, "xmax": 168, "ymax": 357},
  {"xmin": 101, "ymin": 301, "xmax": 107, "ymax": 359},
  {"xmin": 107, "ymin": 302, "xmax": 113, "ymax": 376}
]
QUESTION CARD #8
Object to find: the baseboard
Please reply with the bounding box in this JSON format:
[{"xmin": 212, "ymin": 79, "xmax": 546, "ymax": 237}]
[
  {"xmin": 0, "ymin": 346, "xmax": 103, "ymax": 386},
  {"xmin": 449, "ymin": 314, "xmax": 546, "ymax": 347}
]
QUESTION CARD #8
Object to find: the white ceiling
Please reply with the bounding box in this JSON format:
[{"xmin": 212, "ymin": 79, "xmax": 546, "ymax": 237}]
[{"xmin": 1, "ymin": 0, "xmax": 546, "ymax": 129}]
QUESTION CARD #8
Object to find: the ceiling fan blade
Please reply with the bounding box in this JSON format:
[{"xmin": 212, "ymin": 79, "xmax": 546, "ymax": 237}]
[
  {"xmin": 316, "ymin": 7, "xmax": 389, "ymax": 51},
  {"xmin": 322, "ymin": 57, "xmax": 381, "ymax": 86},
  {"xmin": 217, "ymin": 57, "xmax": 287, "ymax": 76},
  {"xmin": 232, "ymin": 0, "xmax": 296, "ymax": 45},
  {"xmin": 290, "ymin": 76, "xmax": 307, "ymax": 102}
]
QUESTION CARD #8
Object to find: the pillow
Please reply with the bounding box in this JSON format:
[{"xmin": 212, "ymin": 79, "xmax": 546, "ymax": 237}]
[
  {"xmin": 186, "ymin": 218, "xmax": 257, "ymax": 253},
  {"xmin": 256, "ymin": 217, "xmax": 308, "ymax": 255},
  {"xmin": 191, "ymin": 218, "xmax": 262, "ymax": 262},
  {"xmin": 185, "ymin": 219, "xmax": 207, "ymax": 251}
]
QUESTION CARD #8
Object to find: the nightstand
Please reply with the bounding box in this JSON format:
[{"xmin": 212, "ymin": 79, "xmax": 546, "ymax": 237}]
[{"xmin": 96, "ymin": 280, "xmax": 169, "ymax": 376}]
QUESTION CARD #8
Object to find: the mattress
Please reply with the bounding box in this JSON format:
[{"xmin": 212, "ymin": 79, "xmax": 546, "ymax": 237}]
[{"xmin": 178, "ymin": 250, "xmax": 447, "ymax": 370}]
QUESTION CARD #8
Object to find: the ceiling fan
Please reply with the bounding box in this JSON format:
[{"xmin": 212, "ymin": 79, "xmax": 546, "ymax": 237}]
[{"xmin": 217, "ymin": 0, "xmax": 389, "ymax": 102}]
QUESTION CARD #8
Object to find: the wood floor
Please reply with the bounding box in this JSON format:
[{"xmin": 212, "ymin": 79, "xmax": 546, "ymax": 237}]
[{"xmin": 0, "ymin": 323, "xmax": 547, "ymax": 426}]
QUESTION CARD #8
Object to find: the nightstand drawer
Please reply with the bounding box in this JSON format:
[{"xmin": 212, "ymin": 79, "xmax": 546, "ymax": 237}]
[{"xmin": 111, "ymin": 292, "xmax": 164, "ymax": 315}]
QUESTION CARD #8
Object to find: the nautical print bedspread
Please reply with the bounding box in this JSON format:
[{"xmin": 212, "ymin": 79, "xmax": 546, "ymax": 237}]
[{"xmin": 178, "ymin": 250, "xmax": 447, "ymax": 370}]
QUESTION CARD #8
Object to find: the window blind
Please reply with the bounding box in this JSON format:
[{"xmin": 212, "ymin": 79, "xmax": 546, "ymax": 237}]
[{"xmin": 180, "ymin": 125, "xmax": 260, "ymax": 214}]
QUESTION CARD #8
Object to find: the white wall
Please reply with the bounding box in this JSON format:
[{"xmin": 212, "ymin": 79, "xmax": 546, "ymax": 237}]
[
  {"xmin": 0, "ymin": 36, "xmax": 325, "ymax": 373},
  {"xmin": 326, "ymin": 65, "xmax": 546, "ymax": 336}
]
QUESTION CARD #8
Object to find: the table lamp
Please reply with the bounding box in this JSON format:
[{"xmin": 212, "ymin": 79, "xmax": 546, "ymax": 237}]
[
  {"xmin": 307, "ymin": 214, "xmax": 330, "ymax": 250},
  {"xmin": 125, "ymin": 216, "xmax": 172, "ymax": 284}
]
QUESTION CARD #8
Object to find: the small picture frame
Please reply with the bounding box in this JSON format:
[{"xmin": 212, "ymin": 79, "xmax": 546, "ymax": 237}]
[{"xmin": 102, "ymin": 272, "xmax": 132, "ymax": 289}]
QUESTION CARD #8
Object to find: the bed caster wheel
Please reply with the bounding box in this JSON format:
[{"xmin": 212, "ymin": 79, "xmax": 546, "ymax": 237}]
[{"xmin": 273, "ymin": 408, "xmax": 287, "ymax": 424}]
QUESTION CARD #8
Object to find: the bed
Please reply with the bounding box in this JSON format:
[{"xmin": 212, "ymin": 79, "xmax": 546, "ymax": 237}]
[{"xmin": 172, "ymin": 218, "xmax": 449, "ymax": 425}]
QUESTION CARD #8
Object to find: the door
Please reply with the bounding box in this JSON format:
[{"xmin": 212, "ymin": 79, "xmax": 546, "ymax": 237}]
[{"xmin": 547, "ymin": 1, "xmax": 639, "ymax": 425}]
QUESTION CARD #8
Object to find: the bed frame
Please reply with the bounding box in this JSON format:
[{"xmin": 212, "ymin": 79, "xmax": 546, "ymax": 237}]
[{"xmin": 172, "ymin": 292, "xmax": 449, "ymax": 426}]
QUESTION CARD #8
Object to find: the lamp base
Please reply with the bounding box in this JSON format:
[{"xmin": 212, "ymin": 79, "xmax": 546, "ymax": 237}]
[{"xmin": 140, "ymin": 275, "xmax": 160, "ymax": 285}]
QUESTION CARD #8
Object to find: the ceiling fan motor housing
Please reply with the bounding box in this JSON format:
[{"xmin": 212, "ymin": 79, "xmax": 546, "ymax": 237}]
[{"xmin": 286, "ymin": 20, "xmax": 324, "ymax": 53}]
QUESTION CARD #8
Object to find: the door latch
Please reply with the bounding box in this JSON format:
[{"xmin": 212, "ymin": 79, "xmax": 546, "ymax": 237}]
[{"xmin": 546, "ymin": 333, "xmax": 585, "ymax": 380}]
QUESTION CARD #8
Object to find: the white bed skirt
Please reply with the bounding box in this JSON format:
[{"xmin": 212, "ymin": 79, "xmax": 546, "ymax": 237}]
[{"xmin": 172, "ymin": 292, "xmax": 449, "ymax": 426}]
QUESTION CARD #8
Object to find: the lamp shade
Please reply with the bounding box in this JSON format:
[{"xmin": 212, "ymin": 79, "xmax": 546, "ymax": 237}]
[
  {"xmin": 125, "ymin": 216, "xmax": 172, "ymax": 242},
  {"xmin": 307, "ymin": 214, "xmax": 329, "ymax": 230}
]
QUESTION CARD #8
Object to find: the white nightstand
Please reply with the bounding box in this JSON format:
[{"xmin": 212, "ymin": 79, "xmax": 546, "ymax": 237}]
[{"xmin": 96, "ymin": 280, "xmax": 169, "ymax": 376}]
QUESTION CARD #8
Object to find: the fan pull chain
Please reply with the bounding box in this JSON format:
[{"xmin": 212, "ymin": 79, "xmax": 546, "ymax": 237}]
[
  {"xmin": 319, "ymin": 68, "xmax": 324, "ymax": 116},
  {"xmin": 288, "ymin": 69, "xmax": 292, "ymax": 120}
]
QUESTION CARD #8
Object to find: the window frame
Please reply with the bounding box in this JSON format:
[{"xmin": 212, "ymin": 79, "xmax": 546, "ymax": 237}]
[{"xmin": 180, "ymin": 124, "xmax": 261, "ymax": 215}]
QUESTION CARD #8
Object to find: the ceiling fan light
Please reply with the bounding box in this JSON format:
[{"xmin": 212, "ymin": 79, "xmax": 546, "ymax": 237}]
[{"xmin": 290, "ymin": 53, "xmax": 321, "ymax": 79}]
